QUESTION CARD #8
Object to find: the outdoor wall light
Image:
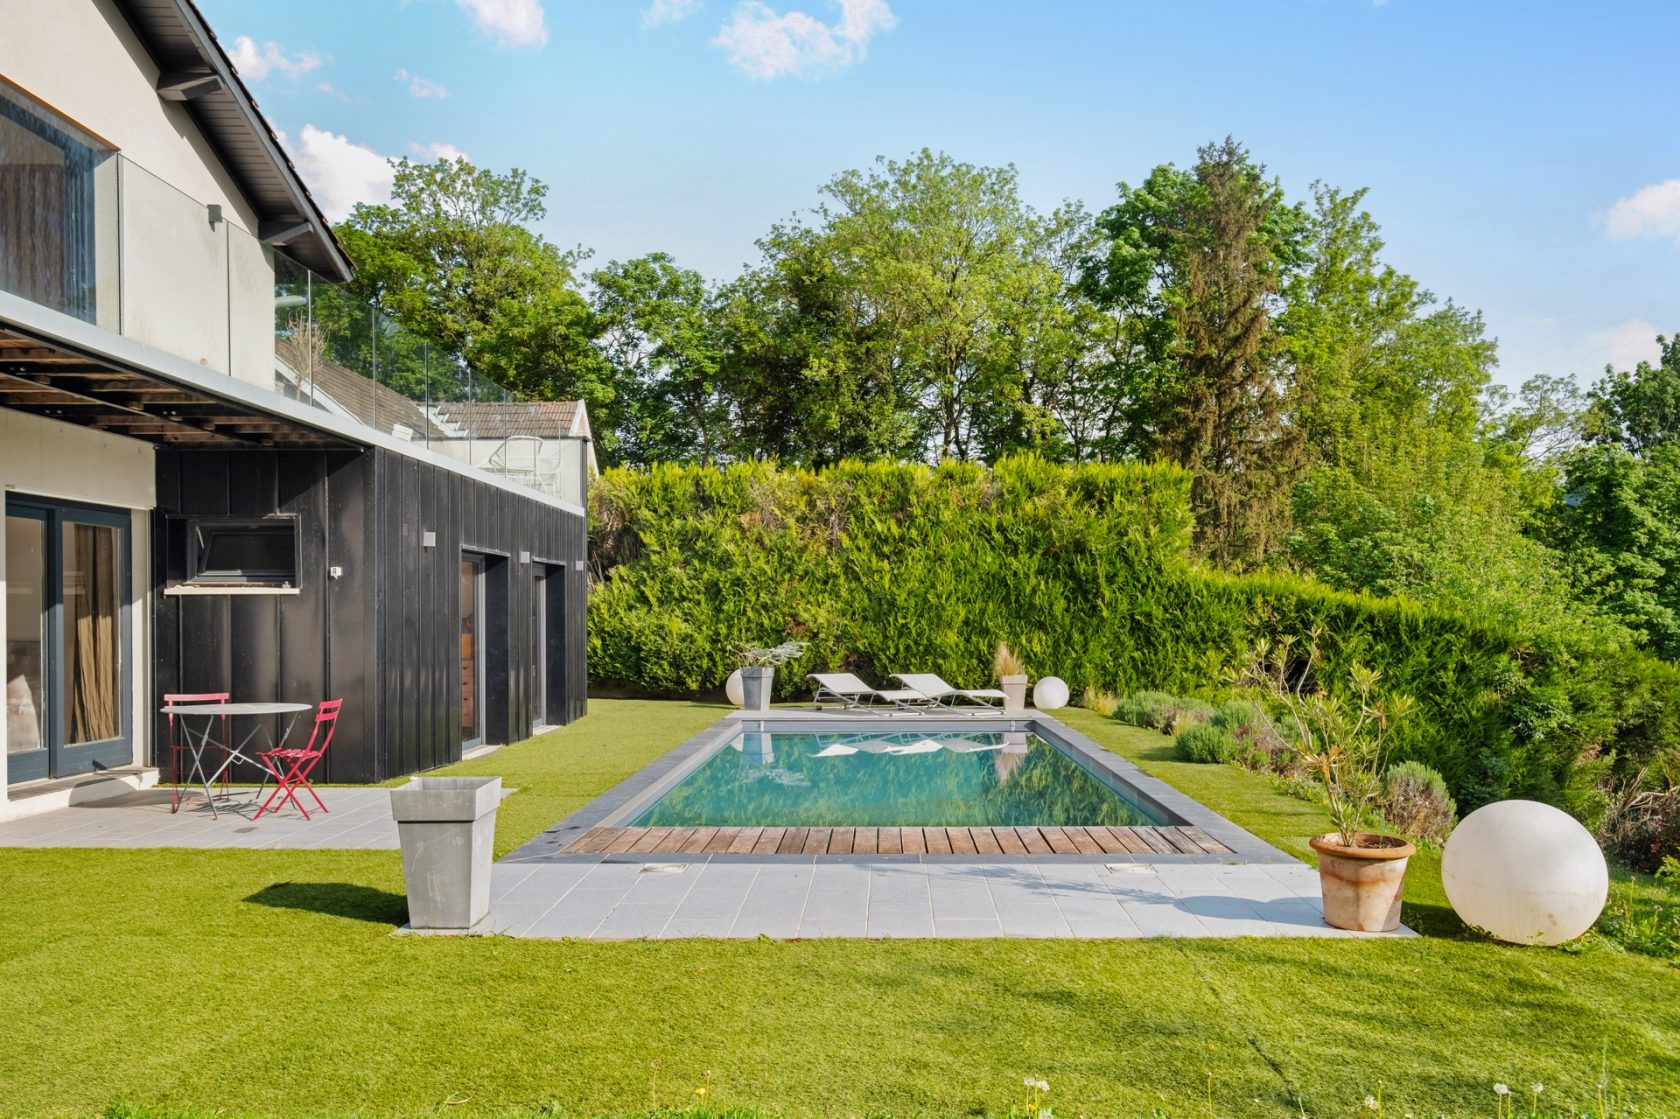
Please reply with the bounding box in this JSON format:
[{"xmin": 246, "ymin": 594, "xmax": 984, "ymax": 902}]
[
  {"xmin": 421, "ymin": 530, "xmax": 436, "ymax": 549},
  {"xmin": 207, "ymin": 203, "xmax": 223, "ymax": 228}
]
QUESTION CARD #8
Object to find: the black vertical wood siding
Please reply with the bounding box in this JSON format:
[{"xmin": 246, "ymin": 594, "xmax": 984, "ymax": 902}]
[{"xmin": 152, "ymin": 447, "xmax": 587, "ymax": 783}]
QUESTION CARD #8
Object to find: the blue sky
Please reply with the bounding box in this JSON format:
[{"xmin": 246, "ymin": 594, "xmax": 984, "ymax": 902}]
[{"xmin": 201, "ymin": 0, "xmax": 1680, "ymax": 390}]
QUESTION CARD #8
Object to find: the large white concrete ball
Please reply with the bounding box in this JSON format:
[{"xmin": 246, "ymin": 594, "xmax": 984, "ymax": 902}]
[
  {"xmin": 1442, "ymin": 799, "xmax": 1608, "ymax": 946},
  {"xmin": 724, "ymin": 669, "xmax": 745, "ymax": 708},
  {"xmin": 1033, "ymin": 676, "xmax": 1070, "ymax": 710}
]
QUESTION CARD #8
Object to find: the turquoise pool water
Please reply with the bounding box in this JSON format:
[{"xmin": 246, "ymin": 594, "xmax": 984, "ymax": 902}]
[{"xmin": 628, "ymin": 730, "xmax": 1165, "ymax": 828}]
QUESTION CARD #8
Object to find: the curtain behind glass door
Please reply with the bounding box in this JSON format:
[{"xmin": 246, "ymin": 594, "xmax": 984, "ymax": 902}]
[{"xmin": 62, "ymin": 521, "xmax": 120, "ymax": 744}]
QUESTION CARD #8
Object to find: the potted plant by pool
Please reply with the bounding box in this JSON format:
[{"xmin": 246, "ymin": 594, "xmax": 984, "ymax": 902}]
[
  {"xmin": 733, "ymin": 640, "xmax": 809, "ymax": 712},
  {"xmin": 994, "ymin": 642, "xmax": 1029, "ymax": 712},
  {"xmin": 1245, "ymin": 631, "xmax": 1417, "ymax": 932}
]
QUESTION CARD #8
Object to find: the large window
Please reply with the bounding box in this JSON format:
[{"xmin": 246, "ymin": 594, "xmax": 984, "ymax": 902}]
[
  {"xmin": 0, "ymin": 81, "xmax": 112, "ymax": 322},
  {"xmin": 5, "ymin": 497, "xmax": 130, "ymax": 784}
]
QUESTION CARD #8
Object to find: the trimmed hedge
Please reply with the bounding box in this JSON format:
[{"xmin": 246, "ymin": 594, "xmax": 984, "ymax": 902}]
[{"xmin": 589, "ymin": 457, "xmax": 1680, "ymax": 812}]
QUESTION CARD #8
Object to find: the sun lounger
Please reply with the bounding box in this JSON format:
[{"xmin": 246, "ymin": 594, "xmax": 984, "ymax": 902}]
[
  {"xmin": 892, "ymin": 673, "xmax": 1008, "ymax": 711},
  {"xmin": 807, "ymin": 672, "xmax": 931, "ymax": 712}
]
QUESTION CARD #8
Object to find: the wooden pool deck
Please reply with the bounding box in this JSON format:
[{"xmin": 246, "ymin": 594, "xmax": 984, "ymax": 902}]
[{"xmin": 565, "ymin": 824, "xmax": 1232, "ymax": 857}]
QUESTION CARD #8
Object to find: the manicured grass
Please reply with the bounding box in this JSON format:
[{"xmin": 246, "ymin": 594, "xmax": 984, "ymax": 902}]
[{"xmin": 0, "ymin": 700, "xmax": 1676, "ymax": 1119}]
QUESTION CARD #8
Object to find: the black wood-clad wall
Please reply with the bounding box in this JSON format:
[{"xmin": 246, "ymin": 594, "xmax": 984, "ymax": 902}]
[{"xmin": 152, "ymin": 447, "xmax": 587, "ymax": 783}]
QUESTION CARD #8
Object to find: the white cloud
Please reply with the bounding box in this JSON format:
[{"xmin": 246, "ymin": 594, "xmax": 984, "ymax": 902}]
[
  {"xmin": 315, "ymin": 80, "xmax": 355, "ymax": 103},
  {"xmin": 455, "ymin": 0, "xmax": 548, "ymax": 48},
  {"xmin": 280, "ymin": 126, "xmax": 468, "ymax": 222},
  {"xmin": 713, "ymin": 0, "xmax": 895, "ymax": 80},
  {"xmin": 410, "ymin": 141, "xmax": 469, "ymax": 162},
  {"xmin": 642, "ymin": 0, "xmax": 701, "ymax": 28},
  {"xmin": 227, "ymin": 35, "xmax": 324, "ymax": 82},
  {"xmin": 395, "ymin": 68, "xmax": 451, "ymax": 99},
  {"xmin": 1601, "ymin": 179, "xmax": 1680, "ymax": 243},
  {"xmin": 1591, "ymin": 319, "xmax": 1663, "ymax": 371}
]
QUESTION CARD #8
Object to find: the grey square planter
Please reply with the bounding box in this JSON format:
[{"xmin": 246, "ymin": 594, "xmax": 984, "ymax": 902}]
[
  {"xmin": 739, "ymin": 665, "xmax": 774, "ymax": 711},
  {"xmin": 389, "ymin": 776, "xmax": 502, "ymax": 930}
]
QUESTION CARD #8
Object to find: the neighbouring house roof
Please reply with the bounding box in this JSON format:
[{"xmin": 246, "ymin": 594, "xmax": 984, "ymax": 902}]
[
  {"xmin": 112, "ymin": 0, "xmax": 354, "ymax": 283},
  {"xmin": 273, "ymin": 335, "xmax": 447, "ymax": 440},
  {"xmin": 431, "ymin": 400, "xmax": 598, "ymax": 474},
  {"xmin": 432, "ymin": 401, "xmax": 581, "ymax": 439}
]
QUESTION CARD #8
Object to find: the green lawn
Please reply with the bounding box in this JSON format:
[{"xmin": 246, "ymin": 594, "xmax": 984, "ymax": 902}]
[{"xmin": 1, "ymin": 699, "xmax": 1676, "ymax": 1119}]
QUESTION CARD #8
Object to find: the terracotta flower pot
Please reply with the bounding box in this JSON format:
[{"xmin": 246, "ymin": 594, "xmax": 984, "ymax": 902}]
[{"xmin": 1308, "ymin": 832, "xmax": 1415, "ymax": 932}]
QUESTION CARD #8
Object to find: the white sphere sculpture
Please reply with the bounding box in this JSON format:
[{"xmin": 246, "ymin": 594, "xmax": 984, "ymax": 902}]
[
  {"xmin": 724, "ymin": 669, "xmax": 745, "ymax": 708},
  {"xmin": 1442, "ymin": 799, "xmax": 1607, "ymax": 946},
  {"xmin": 1032, "ymin": 676, "xmax": 1070, "ymax": 710}
]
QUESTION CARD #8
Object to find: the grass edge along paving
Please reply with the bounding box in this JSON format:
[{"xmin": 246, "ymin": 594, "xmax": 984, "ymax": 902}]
[{"xmin": 0, "ymin": 700, "xmax": 1676, "ymax": 1119}]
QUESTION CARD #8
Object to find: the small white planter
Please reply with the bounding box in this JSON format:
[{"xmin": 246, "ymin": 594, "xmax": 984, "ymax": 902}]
[
  {"xmin": 1000, "ymin": 674, "xmax": 1029, "ymax": 712},
  {"xmin": 389, "ymin": 776, "xmax": 501, "ymax": 931},
  {"xmin": 739, "ymin": 665, "xmax": 774, "ymax": 712}
]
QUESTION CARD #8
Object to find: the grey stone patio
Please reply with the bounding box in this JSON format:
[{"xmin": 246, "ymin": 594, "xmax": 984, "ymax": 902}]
[
  {"xmin": 476, "ymin": 855, "xmax": 1412, "ymax": 939},
  {"xmin": 0, "ymin": 787, "xmax": 401, "ymax": 849}
]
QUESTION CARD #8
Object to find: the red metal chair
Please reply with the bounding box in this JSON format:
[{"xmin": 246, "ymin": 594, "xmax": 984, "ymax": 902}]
[
  {"xmin": 254, "ymin": 700, "xmax": 341, "ymax": 820},
  {"xmin": 164, "ymin": 691, "xmax": 230, "ymax": 812}
]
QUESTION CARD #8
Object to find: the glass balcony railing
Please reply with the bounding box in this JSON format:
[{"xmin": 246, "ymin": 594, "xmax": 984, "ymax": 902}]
[{"xmin": 0, "ymin": 141, "xmax": 589, "ymax": 506}]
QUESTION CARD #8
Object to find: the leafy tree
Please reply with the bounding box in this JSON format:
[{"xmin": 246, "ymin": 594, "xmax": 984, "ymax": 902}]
[
  {"xmin": 1586, "ymin": 334, "xmax": 1680, "ymax": 452},
  {"xmin": 1541, "ymin": 338, "xmax": 1680, "ymax": 658},
  {"xmin": 591, "ymin": 253, "xmax": 731, "ymax": 466},
  {"xmin": 740, "ymin": 149, "xmax": 1080, "ymax": 464},
  {"xmin": 1545, "ymin": 444, "xmax": 1680, "ymax": 659},
  {"xmin": 335, "ymin": 157, "xmax": 611, "ymax": 413}
]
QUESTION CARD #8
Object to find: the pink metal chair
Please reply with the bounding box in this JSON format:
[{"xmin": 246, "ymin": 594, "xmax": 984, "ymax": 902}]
[
  {"xmin": 255, "ymin": 699, "xmax": 341, "ymax": 820},
  {"xmin": 164, "ymin": 691, "xmax": 230, "ymax": 812}
]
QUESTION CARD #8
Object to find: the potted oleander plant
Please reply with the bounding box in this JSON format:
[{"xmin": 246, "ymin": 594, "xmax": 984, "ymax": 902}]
[
  {"xmin": 994, "ymin": 642, "xmax": 1029, "ymax": 712},
  {"xmin": 1243, "ymin": 630, "xmax": 1417, "ymax": 932},
  {"xmin": 733, "ymin": 640, "xmax": 809, "ymax": 712}
]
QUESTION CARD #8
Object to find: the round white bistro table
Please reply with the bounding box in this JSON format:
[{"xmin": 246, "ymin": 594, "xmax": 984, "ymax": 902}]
[{"xmin": 160, "ymin": 701, "xmax": 314, "ymax": 819}]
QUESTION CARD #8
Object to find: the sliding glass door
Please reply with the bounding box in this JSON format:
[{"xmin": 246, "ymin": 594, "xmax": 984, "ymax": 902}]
[{"xmin": 5, "ymin": 497, "xmax": 130, "ymax": 783}]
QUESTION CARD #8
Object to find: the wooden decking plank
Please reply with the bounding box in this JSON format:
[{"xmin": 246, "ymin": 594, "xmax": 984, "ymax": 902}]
[
  {"xmin": 878, "ymin": 827, "xmax": 904, "ymax": 855},
  {"xmin": 1015, "ymin": 826, "xmax": 1053, "ymax": 855},
  {"xmin": 1132, "ymin": 828, "xmax": 1176, "ymax": 855},
  {"xmin": 1158, "ymin": 827, "xmax": 1203, "ymax": 855},
  {"xmin": 971, "ymin": 827, "xmax": 1004, "ymax": 855},
  {"xmin": 1178, "ymin": 825, "xmax": 1231, "ymax": 855},
  {"xmin": 828, "ymin": 827, "xmax": 855, "ymax": 854},
  {"xmin": 924, "ymin": 826, "xmax": 952, "ymax": 854},
  {"xmin": 1104, "ymin": 827, "xmax": 1149, "ymax": 854},
  {"xmin": 659, "ymin": 826, "xmax": 696, "ymax": 854},
  {"xmin": 1084, "ymin": 826, "xmax": 1128, "ymax": 855},
  {"xmin": 1066, "ymin": 826, "xmax": 1105, "ymax": 854},
  {"xmin": 569, "ymin": 827, "xmax": 619, "ymax": 854},
  {"xmin": 1040, "ymin": 827, "xmax": 1080, "ymax": 855},
  {"xmin": 853, "ymin": 827, "xmax": 878, "ymax": 854},
  {"xmin": 752, "ymin": 827, "xmax": 786, "ymax": 854},
  {"xmin": 802, "ymin": 827, "xmax": 833, "ymax": 855},
  {"xmin": 994, "ymin": 827, "xmax": 1028, "ymax": 855},
  {"xmin": 777, "ymin": 827, "xmax": 810, "ymax": 854},
  {"xmin": 946, "ymin": 827, "xmax": 977, "ymax": 855},
  {"xmin": 629, "ymin": 827, "xmax": 671, "ymax": 853},
  {"xmin": 901, "ymin": 828, "xmax": 927, "ymax": 855},
  {"xmin": 726, "ymin": 827, "xmax": 763, "ymax": 854},
  {"xmin": 704, "ymin": 828, "xmax": 741, "ymax": 854},
  {"xmin": 680, "ymin": 828, "xmax": 717, "ymax": 854}
]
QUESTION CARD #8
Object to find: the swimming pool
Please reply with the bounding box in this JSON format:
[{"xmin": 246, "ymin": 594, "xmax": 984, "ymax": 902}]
[{"xmin": 627, "ymin": 728, "xmax": 1168, "ymax": 828}]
